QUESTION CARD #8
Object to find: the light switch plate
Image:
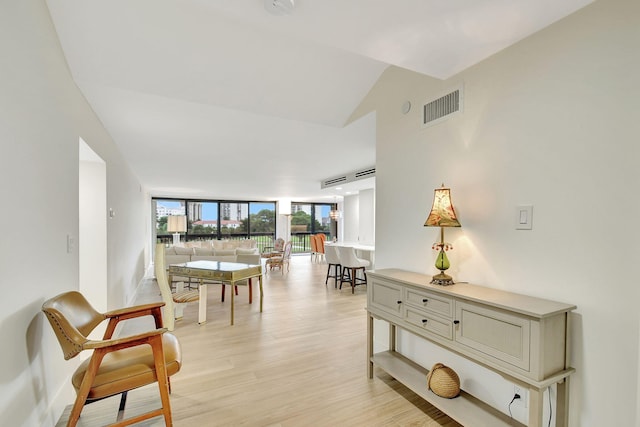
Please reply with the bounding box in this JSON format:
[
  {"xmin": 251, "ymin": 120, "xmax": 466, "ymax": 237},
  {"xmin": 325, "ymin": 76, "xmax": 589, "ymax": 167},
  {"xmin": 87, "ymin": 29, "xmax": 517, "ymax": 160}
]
[{"xmin": 516, "ymin": 205, "xmax": 533, "ymax": 230}]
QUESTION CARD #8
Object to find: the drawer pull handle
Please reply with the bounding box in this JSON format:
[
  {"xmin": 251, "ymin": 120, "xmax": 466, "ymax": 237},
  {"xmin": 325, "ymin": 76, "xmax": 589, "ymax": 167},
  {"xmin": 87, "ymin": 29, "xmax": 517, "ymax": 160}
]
[
  {"xmin": 422, "ymin": 298, "xmax": 429, "ymax": 303},
  {"xmin": 397, "ymin": 300, "xmax": 402, "ymax": 304},
  {"xmin": 453, "ymin": 320, "xmax": 460, "ymax": 325},
  {"xmin": 422, "ymin": 319, "xmax": 428, "ymax": 324}
]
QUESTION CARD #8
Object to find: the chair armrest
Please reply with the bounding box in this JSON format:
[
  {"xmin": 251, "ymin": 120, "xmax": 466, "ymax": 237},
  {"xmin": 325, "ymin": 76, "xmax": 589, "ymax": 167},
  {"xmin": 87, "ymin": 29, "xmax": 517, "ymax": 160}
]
[
  {"xmin": 262, "ymin": 246, "xmax": 274, "ymax": 252},
  {"xmin": 105, "ymin": 302, "xmax": 165, "ymax": 319},
  {"xmin": 103, "ymin": 302, "xmax": 166, "ymax": 339},
  {"xmin": 84, "ymin": 328, "xmax": 168, "ymax": 350}
]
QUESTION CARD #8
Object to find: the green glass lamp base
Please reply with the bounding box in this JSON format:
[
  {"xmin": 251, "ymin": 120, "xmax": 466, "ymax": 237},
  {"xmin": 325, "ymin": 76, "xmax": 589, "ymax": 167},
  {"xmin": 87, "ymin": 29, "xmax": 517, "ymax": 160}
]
[
  {"xmin": 431, "ymin": 248, "xmax": 454, "ymax": 285},
  {"xmin": 430, "ymin": 272, "xmax": 455, "ymax": 286}
]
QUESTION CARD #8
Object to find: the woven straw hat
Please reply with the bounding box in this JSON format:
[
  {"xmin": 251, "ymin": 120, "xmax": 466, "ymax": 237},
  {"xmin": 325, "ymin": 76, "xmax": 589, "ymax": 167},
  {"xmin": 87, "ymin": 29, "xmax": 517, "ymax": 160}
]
[{"xmin": 426, "ymin": 363, "xmax": 460, "ymax": 399}]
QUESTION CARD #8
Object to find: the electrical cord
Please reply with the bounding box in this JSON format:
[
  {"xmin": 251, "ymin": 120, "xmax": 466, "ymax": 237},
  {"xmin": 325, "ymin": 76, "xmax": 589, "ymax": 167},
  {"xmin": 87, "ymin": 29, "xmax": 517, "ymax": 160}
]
[
  {"xmin": 548, "ymin": 386, "xmax": 552, "ymax": 427},
  {"xmin": 508, "ymin": 393, "xmax": 521, "ymax": 418},
  {"xmin": 508, "ymin": 386, "xmax": 552, "ymax": 425}
]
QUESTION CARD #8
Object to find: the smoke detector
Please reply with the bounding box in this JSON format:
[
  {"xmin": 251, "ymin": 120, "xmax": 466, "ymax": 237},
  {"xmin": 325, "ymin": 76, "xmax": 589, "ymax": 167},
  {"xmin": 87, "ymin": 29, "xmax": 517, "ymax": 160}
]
[{"xmin": 265, "ymin": 0, "xmax": 295, "ymax": 15}]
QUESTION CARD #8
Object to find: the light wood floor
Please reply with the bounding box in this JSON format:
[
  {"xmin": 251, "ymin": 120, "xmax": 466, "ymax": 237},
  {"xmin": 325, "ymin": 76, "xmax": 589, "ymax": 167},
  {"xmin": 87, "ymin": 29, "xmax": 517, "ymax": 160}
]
[{"xmin": 57, "ymin": 255, "xmax": 461, "ymax": 427}]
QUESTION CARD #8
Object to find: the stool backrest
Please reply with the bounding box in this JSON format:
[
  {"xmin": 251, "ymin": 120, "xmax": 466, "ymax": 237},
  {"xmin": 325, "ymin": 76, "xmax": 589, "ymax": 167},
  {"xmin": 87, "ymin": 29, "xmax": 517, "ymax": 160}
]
[
  {"xmin": 336, "ymin": 246, "xmax": 360, "ymax": 268},
  {"xmin": 325, "ymin": 245, "xmax": 341, "ymax": 265}
]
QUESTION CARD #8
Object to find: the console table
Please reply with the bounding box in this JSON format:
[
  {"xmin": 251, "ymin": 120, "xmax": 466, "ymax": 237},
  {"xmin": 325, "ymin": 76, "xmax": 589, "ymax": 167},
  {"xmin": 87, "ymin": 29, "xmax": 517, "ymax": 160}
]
[{"xmin": 366, "ymin": 269, "xmax": 576, "ymax": 427}]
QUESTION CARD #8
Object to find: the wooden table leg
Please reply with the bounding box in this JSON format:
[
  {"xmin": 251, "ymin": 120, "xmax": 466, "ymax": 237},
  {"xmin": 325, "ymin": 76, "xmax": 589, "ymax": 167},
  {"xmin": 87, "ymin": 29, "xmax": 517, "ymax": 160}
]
[
  {"xmin": 259, "ymin": 275, "xmax": 263, "ymax": 312},
  {"xmin": 529, "ymin": 387, "xmax": 544, "ymax": 427},
  {"xmin": 556, "ymin": 378, "xmax": 570, "ymax": 427},
  {"xmin": 230, "ymin": 280, "xmax": 235, "ymax": 325},
  {"xmin": 248, "ymin": 278, "xmax": 253, "ymax": 304}
]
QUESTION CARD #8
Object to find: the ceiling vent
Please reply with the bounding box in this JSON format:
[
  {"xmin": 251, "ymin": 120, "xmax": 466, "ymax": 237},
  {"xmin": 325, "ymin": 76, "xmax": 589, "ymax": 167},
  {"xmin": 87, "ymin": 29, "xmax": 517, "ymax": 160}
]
[
  {"xmin": 422, "ymin": 85, "xmax": 463, "ymax": 128},
  {"xmin": 321, "ymin": 166, "xmax": 376, "ymax": 189}
]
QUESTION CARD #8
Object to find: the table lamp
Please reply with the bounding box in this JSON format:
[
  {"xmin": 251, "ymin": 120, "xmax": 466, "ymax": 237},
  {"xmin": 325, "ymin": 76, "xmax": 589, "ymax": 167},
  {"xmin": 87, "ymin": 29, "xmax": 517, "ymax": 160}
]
[
  {"xmin": 167, "ymin": 215, "xmax": 187, "ymax": 246},
  {"xmin": 424, "ymin": 184, "xmax": 461, "ymax": 285}
]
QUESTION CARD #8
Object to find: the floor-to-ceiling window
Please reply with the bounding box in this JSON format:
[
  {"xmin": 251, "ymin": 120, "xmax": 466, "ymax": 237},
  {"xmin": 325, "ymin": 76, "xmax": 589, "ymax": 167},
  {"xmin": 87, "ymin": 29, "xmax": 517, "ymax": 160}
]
[
  {"xmin": 290, "ymin": 202, "xmax": 335, "ymax": 253},
  {"xmin": 154, "ymin": 198, "xmax": 276, "ymax": 252}
]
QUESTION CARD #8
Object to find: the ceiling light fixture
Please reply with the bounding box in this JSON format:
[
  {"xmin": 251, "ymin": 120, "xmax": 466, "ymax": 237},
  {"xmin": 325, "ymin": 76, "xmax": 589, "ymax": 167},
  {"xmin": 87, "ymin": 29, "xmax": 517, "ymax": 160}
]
[{"xmin": 264, "ymin": 0, "xmax": 295, "ymax": 15}]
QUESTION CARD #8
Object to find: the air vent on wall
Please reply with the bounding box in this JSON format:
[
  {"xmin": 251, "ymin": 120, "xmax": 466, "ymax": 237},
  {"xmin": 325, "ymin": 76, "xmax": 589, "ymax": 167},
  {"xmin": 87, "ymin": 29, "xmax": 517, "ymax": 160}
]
[
  {"xmin": 422, "ymin": 85, "xmax": 463, "ymax": 128},
  {"xmin": 321, "ymin": 166, "xmax": 376, "ymax": 189},
  {"xmin": 355, "ymin": 167, "xmax": 376, "ymax": 179}
]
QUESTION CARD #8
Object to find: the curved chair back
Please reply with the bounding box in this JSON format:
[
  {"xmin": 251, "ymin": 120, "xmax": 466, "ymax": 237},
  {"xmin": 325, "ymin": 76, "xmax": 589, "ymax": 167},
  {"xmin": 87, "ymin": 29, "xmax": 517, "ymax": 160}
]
[
  {"xmin": 309, "ymin": 234, "xmax": 318, "ymax": 253},
  {"xmin": 336, "ymin": 246, "xmax": 360, "ymax": 268},
  {"xmin": 315, "ymin": 234, "xmax": 326, "ymax": 255},
  {"xmin": 324, "ymin": 245, "xmax": 340, "ymax": 265},
  {"xmin": 283, "ymin": 240, "xmax": 293, "ymax": 259},
  {"xmin": 155, "ymin": 243, "xmax": 177, "ymax": 330},
  {"xmin": 42, "ymin": 291, "xmax": 105, "ymax": 360},
  {"xmin": 273, "ymin": 238, "xmax": 285, "ymax": 252}
]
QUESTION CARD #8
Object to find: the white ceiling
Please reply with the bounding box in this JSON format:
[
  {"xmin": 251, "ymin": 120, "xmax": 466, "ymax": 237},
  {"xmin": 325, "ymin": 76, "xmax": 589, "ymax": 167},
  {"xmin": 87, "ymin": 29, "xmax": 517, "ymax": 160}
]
[{"xmin": 45, "ymin": 0, "xmax": 592, "ymax": 201}]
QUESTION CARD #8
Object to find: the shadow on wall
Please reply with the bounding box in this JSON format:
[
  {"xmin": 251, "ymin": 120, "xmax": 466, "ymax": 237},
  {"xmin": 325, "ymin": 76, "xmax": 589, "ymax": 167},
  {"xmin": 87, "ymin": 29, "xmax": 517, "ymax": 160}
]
[{"xmin": 0, "ymin": 298, "xmax": 62, "ymax": 426}]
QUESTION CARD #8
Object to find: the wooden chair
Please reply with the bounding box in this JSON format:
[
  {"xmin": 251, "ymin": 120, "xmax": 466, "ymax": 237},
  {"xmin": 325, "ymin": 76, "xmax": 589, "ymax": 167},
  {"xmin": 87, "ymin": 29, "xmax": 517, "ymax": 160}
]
[
  {"xmin": 261, "ymin": 237, "xmax": 285, "ymax": 259},
  {"xmin": 266, "ymin": 241, "xmax": 293, "ymax": 274},
  {"xmin": 155, "ymin": 243, "xmax": 200, "ymax": 331},
  {"xmin": 42, "ymin": 291, "xmax": 182, "ymax": 427}
]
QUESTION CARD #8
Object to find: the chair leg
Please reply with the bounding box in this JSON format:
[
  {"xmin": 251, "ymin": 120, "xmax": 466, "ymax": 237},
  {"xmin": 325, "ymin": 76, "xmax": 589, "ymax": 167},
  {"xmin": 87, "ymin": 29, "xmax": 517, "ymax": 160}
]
[
  {"xmin": 150, "ymin": 335, "xmax": 173, "ymax": 427},
  {"xmin": 351, "ymin": 268, "xmax": 356, "ymax": 293},
  {"xmin": 339, "ymin": 267, "xmax": 351, "ymax": 290},
  {"xmin": 68, "ymin": 350, "xmax": 106, "ymax": 427},
  {"xmin": 174, "ymin": 302, "xmax": 185, "ymax": 319},
  {"xmin": 116, "ymin": 391, "xmax": 128, "ymax": 422},
  {"xmin": 325, "ymin": 264, "xmax": 331, "ymax": 285}
]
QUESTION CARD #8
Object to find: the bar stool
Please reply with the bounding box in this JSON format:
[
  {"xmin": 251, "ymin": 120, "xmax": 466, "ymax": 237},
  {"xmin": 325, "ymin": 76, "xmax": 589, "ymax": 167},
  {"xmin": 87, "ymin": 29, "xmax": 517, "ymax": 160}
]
[
  {"xmin": 336, "ymin": 246, "xmax": 370, "ymax": 293},
  {"xmin": 324, "ymin": 245, "xmax": 341, "ymax": 288}
]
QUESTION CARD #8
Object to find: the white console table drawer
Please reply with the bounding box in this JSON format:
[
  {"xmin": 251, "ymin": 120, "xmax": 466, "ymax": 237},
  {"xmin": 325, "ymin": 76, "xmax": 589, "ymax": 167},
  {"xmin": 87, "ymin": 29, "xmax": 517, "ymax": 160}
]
[
  {"xmin": 405, "ymin": 307, "xmax": 453, "ymax": 339},
  {"xmin": 405, "ymin": 288, "xmax": 453, "ymax": 318}
]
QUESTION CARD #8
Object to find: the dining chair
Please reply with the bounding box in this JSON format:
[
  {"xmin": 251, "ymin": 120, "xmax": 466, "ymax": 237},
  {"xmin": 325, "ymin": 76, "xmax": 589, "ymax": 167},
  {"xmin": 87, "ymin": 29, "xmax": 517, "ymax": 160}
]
[
  {"xmin": 262, "ymin": 237, "xmax": 285, "ymax": 260},
  {"xmin": 336, "ymin": 246, "xmax": 371, "ymax": 293},
  {"xmin": 324, "ymin": 244, "xmax": 341, "ymax": 288},
  {"xmin": 155, "ymin": 243, "xmax": 200, "ymax": 331},
  {"xmin": 315, "ymin": 234, "xmax": 326, "ymax": 262},
  {"xmin": 42, "ymin": 291, "xmax": 182, "ymax": 427},
  {"xmin": 266, "ymin": 241, "xmax": 293, "ymax": 274},
  {"xmin": 309, "ymin": 234, "xmax": 319, "ymax": 262}
]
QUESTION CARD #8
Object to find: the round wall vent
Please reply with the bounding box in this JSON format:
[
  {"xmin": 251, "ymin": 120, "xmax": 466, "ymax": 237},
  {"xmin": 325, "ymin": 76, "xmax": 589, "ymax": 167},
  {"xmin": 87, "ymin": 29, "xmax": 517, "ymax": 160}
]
[{"xmin": 264, "ymin": 0, "xmax": 295, "ymax": 15}]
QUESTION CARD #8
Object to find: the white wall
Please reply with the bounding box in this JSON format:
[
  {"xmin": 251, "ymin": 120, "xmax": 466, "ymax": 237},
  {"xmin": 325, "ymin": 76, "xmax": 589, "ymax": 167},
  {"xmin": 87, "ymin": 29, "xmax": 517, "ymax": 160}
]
[
  {"xmin": 342, "ymin": 194, "xmax": 360, "ymax": 242},
  {"xmin": 358, "ymin": 188, "xmax": 375, "ymax": 244},
  {"xmin": 0, "ymin": 1, "xmax": 148, "ymax": 425},
  {"xmin": 341, "ymin": 190, "xmax": 375, "ymax": 243},
  {"xmin": 354, "ymin": 0, "xmax": 640, "ymax": 425},
  {"xmin": 79, "ymin": 141, "xmax": 107, "ymax": 314}
]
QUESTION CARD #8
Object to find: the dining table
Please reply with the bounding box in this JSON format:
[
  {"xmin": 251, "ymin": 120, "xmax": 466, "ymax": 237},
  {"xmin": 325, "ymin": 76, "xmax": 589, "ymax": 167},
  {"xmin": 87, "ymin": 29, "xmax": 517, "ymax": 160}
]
[{"xmin": 168, "ymin": 260, "xmax": 263, "ymax": 326}]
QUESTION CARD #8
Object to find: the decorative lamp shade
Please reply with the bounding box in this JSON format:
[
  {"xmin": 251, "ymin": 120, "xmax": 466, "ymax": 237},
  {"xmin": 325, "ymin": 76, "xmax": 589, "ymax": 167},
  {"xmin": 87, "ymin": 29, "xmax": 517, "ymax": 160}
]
[
  {"xmin": 329, "ymin": 209, "xmax": 341, "ymax": 220},
  {"xmin": 167, "ymin": 215, "xmax": 187, "ymax": 233},
  {"xmin": 424, "ymin": 186, "xmax": 461, "ymax": 228}
]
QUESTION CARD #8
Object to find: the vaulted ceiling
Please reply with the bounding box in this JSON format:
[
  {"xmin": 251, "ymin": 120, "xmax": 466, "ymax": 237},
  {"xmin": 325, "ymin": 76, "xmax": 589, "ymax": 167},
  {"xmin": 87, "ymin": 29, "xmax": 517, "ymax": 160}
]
[{"xmin": 46, "ymin": 0, "xmax": 593, "ymax": 201}]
